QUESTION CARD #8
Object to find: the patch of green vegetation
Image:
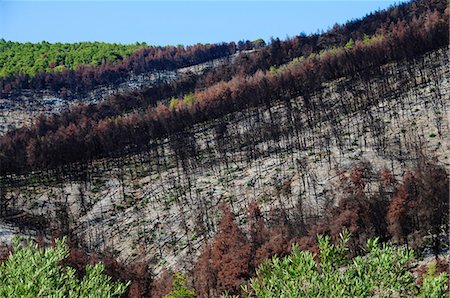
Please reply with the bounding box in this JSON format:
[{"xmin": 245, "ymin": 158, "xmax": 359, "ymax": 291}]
[
  {"xmin": 169, "ymin": 97, "xmax": 180, "ymax": 110},
  {"xmin": 158, "ymin": 258, "xmax": 168, "ymax": 267},
  {"xmin": 29, "ymin": 175, "xmax": 41, "ymax": 185},
  {"xmin": 240, "ymin": 233, "xmax": 448, "ymax": 297},
  {"xmin": 0, "ymin": 39, "xmax": 145, "ymax": 77},
  {"xmin": 0, "ymin": 238, "xmax": 129, "ymax": 297},
  {"xmin": 345, "ymin": 38, "xmax": 355, "ymax": 49},
  {"xmin": 268, "ymin": 65, "xmax": 288, "ymax": 76},
  {"xmin": 246, "ymin": 178, "xmax": 256, "ymax": 188},
  {"xmin": 258, "ymin": 194, "xmax": 272, "ymax": 204},
  {"xmin": 163, "ymin": 272, "xmax": 195, "ymax": 298},
  {"xmin": 183, "ymin": 93, "xmax": 196, "ymax": 107}
]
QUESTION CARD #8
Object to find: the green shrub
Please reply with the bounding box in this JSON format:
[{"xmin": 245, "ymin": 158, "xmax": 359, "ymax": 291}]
[
  {"xmin": 0, "ymin": 238, "xmax": 129, "ymax": 297},
  {"xmin": 242, "ymin": 233, "xmax": 448, "ymax": 297},
  {"xmin": 183, "ymin": 93, "xmax": 196, "ymax": 107},
  {"xmin": 419, "ymin": 261, "xmax": 449, "ymax": 297},
  {"xmin": 169, "ymin": 98, "xmax": 180, "ymax": 110},
  {"xmin": 163, "ymin": 272, "xmax": 195, "ymax": 298}
]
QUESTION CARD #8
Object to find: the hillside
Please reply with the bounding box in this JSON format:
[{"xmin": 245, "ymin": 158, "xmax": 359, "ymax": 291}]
[
  {"xmin": 0, "ymin": 41, "xmax": 236, "ymax": 112},
  {"xmin": 0, "ymin": 53, "xmax": 237, "ymax": 135},
  {"xmin": 0, "ymin": 0, "xmax": 449, "ymax": 297},
  {"xmin": 2, "ymin": 43, "xmax": 448, "ymax": 265}
]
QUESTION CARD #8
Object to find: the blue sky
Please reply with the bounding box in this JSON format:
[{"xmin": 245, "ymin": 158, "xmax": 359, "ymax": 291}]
[{"xmin": 0, "ymin": 1, "xmax": 406, "ymax": 46}]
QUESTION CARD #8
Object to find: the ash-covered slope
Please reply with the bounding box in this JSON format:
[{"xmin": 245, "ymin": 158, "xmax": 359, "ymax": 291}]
[
  {"xmin": 0, "ymin": 3, "xmax": 448, "ymax": 291},
  {"xmin": 2, "ymin": 47, "xmax": 448, "ymax": 274}
]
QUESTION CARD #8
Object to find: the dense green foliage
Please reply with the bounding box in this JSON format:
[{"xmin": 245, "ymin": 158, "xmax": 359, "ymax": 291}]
[
  {"xmin": 0, "ymin": 238, "xmax": 129, "ymax": 297},
  {"xmin": 0, "ymin": 39, "xmax": 145, "ymax": 77},
  {"xmin": 243, "ymin": 233, "xmax": 448, "ymax": 297}
]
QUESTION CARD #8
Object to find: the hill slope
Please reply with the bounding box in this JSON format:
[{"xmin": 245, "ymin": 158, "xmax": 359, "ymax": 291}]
[
  {"xmin": 0, "ymin": 0, "xmax": 449, "ymax": 296},
  {"xmin": 1, "ymin": 46, "xmax": 448, "ymax": 274}
]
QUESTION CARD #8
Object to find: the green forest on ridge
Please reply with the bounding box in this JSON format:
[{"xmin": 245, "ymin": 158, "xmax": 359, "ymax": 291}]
[{"xmin": 0, "ymin": 39, "xmax": 146, "ymax": 77}]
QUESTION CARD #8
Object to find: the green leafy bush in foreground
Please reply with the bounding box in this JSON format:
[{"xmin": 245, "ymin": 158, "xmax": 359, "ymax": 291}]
[
  {"xmin": 242, "ymin": 232, "xmax": 448, "ymax": 297},
  {"xmin": 0, "ymin": 238, "xmax": 129, "ymax": 298}
]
